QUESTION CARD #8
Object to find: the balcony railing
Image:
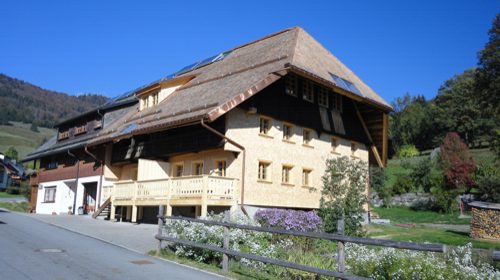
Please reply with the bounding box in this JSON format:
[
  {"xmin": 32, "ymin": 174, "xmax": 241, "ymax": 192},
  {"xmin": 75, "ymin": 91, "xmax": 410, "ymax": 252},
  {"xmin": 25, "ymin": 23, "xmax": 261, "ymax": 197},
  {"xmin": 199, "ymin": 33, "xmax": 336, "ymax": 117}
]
[{"xmin": 111, "ymin": 175, "xmax": 237, "ymax": 203}]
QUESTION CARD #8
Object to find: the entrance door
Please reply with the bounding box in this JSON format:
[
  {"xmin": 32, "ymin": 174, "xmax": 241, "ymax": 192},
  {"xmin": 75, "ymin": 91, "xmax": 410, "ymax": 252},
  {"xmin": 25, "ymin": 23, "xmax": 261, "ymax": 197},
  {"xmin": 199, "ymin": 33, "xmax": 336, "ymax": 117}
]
[{"xmin": 82, "ymin": 182, "xmax": 97, "ymax": 214}]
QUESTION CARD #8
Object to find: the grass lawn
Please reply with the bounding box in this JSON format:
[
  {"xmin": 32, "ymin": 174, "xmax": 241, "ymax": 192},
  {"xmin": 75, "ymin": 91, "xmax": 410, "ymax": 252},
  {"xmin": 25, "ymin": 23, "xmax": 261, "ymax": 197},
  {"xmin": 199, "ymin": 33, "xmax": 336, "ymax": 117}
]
[
  {"xmin": 0, "ymin": 121, "xmax": 55, "ymax": 161},
  {"xmin": 372, "ymin": 206, "xmax": 470, "ymax": 224},
  {"xmin": 0, "ymin": 192, "xmax": 24, "ymax": 198},
  {"xmin": 0, "ymin": 202, "xmax": 30, "ymax": 212},
  {"xmin": 366, "ymin": 224, "xmax": 500, "ymax": 250}
]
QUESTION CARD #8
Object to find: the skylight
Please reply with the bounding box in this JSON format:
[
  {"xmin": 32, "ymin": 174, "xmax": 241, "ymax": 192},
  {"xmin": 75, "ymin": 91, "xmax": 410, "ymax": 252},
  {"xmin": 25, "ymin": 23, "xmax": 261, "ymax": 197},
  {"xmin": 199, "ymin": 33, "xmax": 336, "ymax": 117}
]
[{"xmin": 330, "ymin": 74, "xmax": 361, "ymax": 95}]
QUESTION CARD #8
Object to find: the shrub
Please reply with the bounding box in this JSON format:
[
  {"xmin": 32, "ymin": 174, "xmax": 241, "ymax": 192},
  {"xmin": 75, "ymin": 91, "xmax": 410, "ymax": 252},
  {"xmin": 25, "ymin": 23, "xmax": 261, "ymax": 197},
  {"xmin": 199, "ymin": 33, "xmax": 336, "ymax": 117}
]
[
  {"xmin": 409, "ymin": 157, "xmax": 434, "ymax": 192},
  {"xmin": 398, "ymin": 144, "xmax": 419, "ymax": 158},
  {"xmin": 163, "ymin": 212, "xmax": 292, "ymax": 269},
  {"xmin": 254, "ymin": 208, "xmax": 322, "ymax": 232},
  {"xmin": 431, "ymin": 186, "xmax": 456, "ymax": 213},
  {"xmin": 346, "ymin": 243, "xmax": 499, "ymax": 279},
  {"xmin": 369, "ymin": 166, "xmax": 387, "ymax": 194},
  {"xmin": 439, "ymin": 132, "xmax": 476, "ymax": 192},
  {"xmin": 392, "ymin": 174, "xmax": 414, "ymax": 195},
  {"xmin": 319, "ymin": 156, "xmax": 367, "ymax": 236},
  {"xmin": 6, "ymin": 186, "xmax": 20, "ymax": 195},
  {"xmin": 474, "ymin": 163, "xmax": 500, "ymax": 203}
]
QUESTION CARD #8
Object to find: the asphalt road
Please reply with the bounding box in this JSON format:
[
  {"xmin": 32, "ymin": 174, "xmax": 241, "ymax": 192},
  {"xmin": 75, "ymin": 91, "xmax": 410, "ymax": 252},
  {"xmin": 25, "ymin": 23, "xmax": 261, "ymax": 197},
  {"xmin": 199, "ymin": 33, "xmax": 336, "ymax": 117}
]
[{"xmin": 0, "ymin": 210, "xmax": 225, "ymax": 280}]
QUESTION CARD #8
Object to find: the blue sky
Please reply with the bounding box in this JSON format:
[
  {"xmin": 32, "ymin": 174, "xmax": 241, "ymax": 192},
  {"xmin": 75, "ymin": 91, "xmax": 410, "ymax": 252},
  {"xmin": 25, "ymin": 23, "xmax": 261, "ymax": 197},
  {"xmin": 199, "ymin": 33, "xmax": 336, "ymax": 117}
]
[{"xmin": 1, "ymin": 1, "xmax": 498, "ymax": 103}]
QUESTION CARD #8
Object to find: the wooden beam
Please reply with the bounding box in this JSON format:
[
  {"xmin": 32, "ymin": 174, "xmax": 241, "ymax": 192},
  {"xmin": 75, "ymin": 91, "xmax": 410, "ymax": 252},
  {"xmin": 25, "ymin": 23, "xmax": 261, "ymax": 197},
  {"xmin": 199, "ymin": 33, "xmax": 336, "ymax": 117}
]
[
  {"xmin": 353, "ymin": 101, "xmax": 384, "ymax": 168},
  {"xmin": 382, "ymin": 113, "xmax": 389, "ymax": 166}
]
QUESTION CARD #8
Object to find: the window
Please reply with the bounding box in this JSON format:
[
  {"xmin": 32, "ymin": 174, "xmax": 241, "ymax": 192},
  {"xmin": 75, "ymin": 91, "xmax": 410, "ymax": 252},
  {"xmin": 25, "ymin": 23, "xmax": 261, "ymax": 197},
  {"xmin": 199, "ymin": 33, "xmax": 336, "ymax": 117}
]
[
  {"xmin": 214, "ymin": 160, "xmax": 226, "ymax": 177},
  {"xmin": 303, "ymin": 129, "xmax": 312, "ymax": 145},
  {"xmin": 94, "ymin": 119, "xmax": 103, "ymax": 130},
  {"xmin": 285, "ymin": 74, "xmax": 298, "ymax": 96},
  {"xmin": 75, "ymin": 125, "xmax": 86, "ymax": 135},
  {"xmin": 332, "ymin": 93, "xmax": 343, "ymax": 112},
  {"xmin": 259, "ymin": 117, "xmax": 271, "ymax": 135},
  {"xmin": 331, "ymin": 137, "xmax": 339, "ymax": 153},
  {"xmin": 46, "ymin": 160, "xmax": 58, "ymax": 170},
  {"xmin": 318, "ymin": 87, "xmax": 328, "ymax": 107},
  {"xmin": 44, "ymin": 186, "xmax": 56, "ymax": 203},
  {"xmin": 302, "ymin": 169, "xmax": 312, "ymax": 187},
  {"xmin": 258, "ymin": 161, "xmax": 271, "ymax": 181},
  {"xmin": 282, "ymin": 165, "xmax": 293, "ymax": 184},
  {"xmin": 351, "ymin": 142, "xmax": 358, "ymax": 157},
  {"xmin": 152, "ymin": 93, "xmax": 159, "ymax": 106},
  {"xmin": 173, "ymin": 164, "xmax": 184, "ymax": 177},
  {"xmin": 193, "ymin": 162, "xmax": 204, "ymax": 176},
  {"xmin": 143, "ymin": 97, "xmax": 149, "ymax": 109},
  {"xmin": 302, "ymin": 80, "xmax": 314, "ymax": 102},
  {"xmin": 283, "ymin": 123, "xmax": 293, "ymax": 141},
  {"xmin": 58, "ymin": 130, "xmax": 69, "ymax": 140}
]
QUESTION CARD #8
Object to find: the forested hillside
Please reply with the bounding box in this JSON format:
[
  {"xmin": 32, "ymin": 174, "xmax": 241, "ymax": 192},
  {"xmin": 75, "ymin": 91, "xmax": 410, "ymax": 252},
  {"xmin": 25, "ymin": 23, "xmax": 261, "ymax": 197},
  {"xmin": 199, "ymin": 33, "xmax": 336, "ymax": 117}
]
[{"xmin": 0, "ymin": 73, "xmax": 108, "ymax": 128}]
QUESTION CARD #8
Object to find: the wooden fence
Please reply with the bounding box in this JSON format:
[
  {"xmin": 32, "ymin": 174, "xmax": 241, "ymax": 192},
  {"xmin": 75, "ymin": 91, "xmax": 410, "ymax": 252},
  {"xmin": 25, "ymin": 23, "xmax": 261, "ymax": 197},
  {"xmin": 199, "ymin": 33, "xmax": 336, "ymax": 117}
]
[{"xmin": 155, "ymin": 207, "xmax": 468, "ymax": 280}]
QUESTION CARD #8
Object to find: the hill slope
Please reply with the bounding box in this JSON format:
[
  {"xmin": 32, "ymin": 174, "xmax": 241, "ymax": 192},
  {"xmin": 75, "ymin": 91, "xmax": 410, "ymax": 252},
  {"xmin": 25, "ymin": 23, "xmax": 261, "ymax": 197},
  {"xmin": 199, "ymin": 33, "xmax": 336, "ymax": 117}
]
[
  {"xmin": 0, "ymin": 73, "xmax": 108, "ymax": 127},
  {"xmin": 0, "ymin": 121, "xmax": 56, "ymax": 161}
]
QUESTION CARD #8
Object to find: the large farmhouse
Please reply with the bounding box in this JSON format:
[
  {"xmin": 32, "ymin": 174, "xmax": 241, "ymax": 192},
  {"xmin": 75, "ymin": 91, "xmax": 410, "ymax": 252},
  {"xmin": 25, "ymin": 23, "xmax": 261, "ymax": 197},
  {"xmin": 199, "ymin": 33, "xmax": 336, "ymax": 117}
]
[{"xmin": 24, "ymin": 27, "xmax": 391, "ymax": 222}]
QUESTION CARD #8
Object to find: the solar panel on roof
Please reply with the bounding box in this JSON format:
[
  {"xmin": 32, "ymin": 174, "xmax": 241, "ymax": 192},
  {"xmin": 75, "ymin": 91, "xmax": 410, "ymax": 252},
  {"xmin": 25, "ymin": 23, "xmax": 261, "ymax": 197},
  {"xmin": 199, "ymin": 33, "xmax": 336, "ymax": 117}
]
[
  {"xmin": 121, "ymin": 123, "xmax": 137, "ymax": 134},
  {"xmin": 330, "ymin": 74, "xmax": 361, "ymax": 95},
  {"xmin": 173, "ymin": 50, "xmax": 232, "ymax": 77}
]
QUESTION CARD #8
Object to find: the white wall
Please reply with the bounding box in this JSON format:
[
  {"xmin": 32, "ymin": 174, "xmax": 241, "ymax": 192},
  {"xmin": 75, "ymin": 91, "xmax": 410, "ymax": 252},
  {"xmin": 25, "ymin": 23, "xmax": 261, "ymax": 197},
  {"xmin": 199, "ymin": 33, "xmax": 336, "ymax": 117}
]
[{"xmin": 36, "ymin": 175, "xmax": 104, "ymax": 215}]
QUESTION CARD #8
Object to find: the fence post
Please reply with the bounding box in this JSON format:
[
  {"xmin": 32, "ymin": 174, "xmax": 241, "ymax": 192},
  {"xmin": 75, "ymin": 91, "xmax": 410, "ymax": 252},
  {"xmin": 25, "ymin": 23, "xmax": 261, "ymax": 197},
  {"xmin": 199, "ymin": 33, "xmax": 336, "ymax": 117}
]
[
  {"xmin": 157, "ymin": 205, "xmax": 165, "ymax": 256},
  {"xmin": 337, "ymin": 218, "xmax": 345, "ymax": 273},
  {"xmin": 222, "ymin": 211, "xmax": 230, "ymax": 272}
]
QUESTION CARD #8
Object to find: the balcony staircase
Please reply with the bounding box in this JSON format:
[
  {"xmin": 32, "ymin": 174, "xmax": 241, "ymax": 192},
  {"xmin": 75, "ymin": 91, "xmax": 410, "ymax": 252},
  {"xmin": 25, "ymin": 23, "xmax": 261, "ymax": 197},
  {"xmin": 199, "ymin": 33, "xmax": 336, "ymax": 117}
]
[{"xmin": 92, "ymin": 197, "xmax": 111, "ymax": 219}]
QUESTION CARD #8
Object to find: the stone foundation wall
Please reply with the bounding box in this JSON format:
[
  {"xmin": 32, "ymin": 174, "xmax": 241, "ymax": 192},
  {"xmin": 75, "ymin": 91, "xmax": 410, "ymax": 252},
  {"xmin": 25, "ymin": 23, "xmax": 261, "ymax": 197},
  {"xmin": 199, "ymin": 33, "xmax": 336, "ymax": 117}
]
[{"xmin": 470, "ymin": 207, "xmax": 500, "ymax": 240}]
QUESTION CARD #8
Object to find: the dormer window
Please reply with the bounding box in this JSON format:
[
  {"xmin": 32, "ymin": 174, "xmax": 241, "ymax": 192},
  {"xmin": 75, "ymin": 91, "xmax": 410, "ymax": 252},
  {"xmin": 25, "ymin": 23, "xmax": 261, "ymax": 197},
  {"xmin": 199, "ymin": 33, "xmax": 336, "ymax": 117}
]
[
  {"xmin": 152, "ymin": 93, "xmax": 159, "ymax": 106},
  {"xmin": 75, "ymin": 125, "xmax": 87, "ymax": 135},
  {"xmin": 58, "ymin": 130, "xmax": 69, "ymax": 140}
]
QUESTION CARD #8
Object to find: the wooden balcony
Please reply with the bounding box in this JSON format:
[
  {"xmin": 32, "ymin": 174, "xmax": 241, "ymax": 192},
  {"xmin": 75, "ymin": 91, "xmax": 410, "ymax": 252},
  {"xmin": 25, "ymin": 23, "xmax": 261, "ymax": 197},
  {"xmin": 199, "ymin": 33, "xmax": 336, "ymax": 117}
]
[{"xmin": 111, "ymin": 175, "xmax": 237, "ymax": 207}]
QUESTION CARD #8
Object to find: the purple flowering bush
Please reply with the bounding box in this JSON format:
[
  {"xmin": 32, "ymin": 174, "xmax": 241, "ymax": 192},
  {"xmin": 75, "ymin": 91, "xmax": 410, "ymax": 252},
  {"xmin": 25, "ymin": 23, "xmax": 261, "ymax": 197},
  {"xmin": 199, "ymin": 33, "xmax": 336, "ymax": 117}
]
[{"xmin": 254, "ymin": 208, "xmax": 322, "ymax": 232}]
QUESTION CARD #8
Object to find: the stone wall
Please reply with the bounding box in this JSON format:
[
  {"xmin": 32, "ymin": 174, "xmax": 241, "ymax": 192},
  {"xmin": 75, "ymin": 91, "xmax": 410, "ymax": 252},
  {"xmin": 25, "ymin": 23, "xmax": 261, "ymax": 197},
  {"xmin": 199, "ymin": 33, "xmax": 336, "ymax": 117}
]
[
  {"xmin": 371, "ymin": 192, "xmax": 433, "ymax": 208},
  {"xmin": 470, "ymin": 206, "xmax": 500, "ymax": 240}
]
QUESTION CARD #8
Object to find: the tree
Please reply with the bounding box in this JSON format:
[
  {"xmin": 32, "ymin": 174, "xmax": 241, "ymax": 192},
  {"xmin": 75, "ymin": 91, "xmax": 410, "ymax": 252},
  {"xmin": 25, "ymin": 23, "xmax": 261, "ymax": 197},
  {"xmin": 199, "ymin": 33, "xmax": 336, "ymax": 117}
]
[
  {"xmin": 439, "ymin": 132, "xmax": 476, "ymax": 192},
  {"xmin": 389, "ymin": 94, "xmax": 438, "ymax": 152},
  {"xmin": 30, "ymin": 122, "xmax": 39, "ymax": 132},
  {"xmin": 319, "ymin": 156, "xmax": 368, "ymax": 236},
  {"xmin": 475, "ymin": 13, "xmax": 500, "ymax": 158},
  {"xmin": 434, "ymin": 69, "xmax": 490, "ymax": 147},
  {"xmin": 4, "ymin": 146, "xmax": 19, "ymax": 161}
]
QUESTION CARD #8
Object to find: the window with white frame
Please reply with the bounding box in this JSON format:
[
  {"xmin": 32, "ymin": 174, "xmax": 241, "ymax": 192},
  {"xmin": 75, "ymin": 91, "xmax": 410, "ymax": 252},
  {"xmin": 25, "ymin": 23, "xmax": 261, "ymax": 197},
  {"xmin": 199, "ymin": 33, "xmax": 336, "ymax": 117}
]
[
  {"xmin": 302, "ymin": 169, "xmax": 312, "ymax": 187},
  {"xmin": 44, "ymin": 186, "xmax": 56, "ymax": 203},
  {"xmin": 214, "ymin": 160, "xmax": 226, "ymax": 177},
  {"xmin": 173, "ymin": 164, "xmax": 184, "ymax": 177},
  {"xmin": 259, "ymin": 117, "xmax": 271, "ymax": 135},
  {"xmin": 282, "ymin": 165, "xmax": 293, "ymax": 184},
  {"xmin": 283, "ymin": 123, "xmax": 293, "ymax": 141},
  {"xmin": 285, "ymin": 74, "xmax": 298, "ymax": 97},
  {"xmin": 332, "ymin": 93, "xmax": 343, "ymax": 112},
  {"xmin": 302, "ymin": 80, "xmax": 314, "ymax": 102},
  {"xmin": 303, "ymin": 129, "xmax": 312, "ymax": 145},
  {"xmin": 152, "ymin": 93, "xmax": 159, "ymax": 106},
  {"xmin": 258, "ymin": 161, "xmax": 271, "ymax": 181},
  {"xmin": 193, "ymin": 162, "xmax": 204, "ymax": 176},
  {"xmin": 318, "ymin": 87, "xmax": 328, "ymax": 107}
]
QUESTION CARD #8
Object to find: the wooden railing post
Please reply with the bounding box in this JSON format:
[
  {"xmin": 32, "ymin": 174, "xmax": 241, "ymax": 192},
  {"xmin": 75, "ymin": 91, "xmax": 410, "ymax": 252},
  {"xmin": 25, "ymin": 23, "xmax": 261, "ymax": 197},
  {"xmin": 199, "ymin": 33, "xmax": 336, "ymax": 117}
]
[
  {"xmin": 337, "ymin": 219, "xmax": 345, "ymax": 273},
  {"xmin": 157, "ymin": 205, "xmax": 165, "ymax": 256},
  {"xmin": 222, "ymin": 211, "xmax": 230, "ymax": 272},
  {"xmin": 201, "ymin": 176, "xmax": 208, "ymax": 217}
]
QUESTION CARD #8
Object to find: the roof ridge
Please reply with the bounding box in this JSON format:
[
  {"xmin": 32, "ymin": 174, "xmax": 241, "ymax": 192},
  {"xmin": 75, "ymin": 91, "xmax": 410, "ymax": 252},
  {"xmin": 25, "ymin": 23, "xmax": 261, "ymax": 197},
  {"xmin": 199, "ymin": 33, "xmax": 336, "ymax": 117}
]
[{"xmin": 230, "ymin": 26, "xmax": 300, "ymax": 52}]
